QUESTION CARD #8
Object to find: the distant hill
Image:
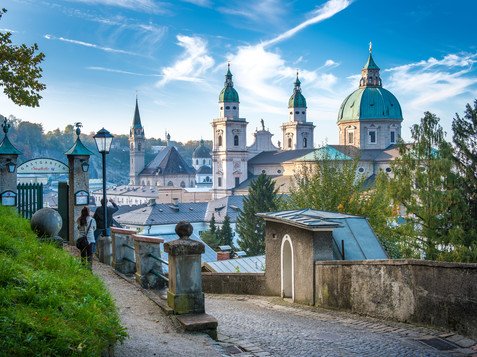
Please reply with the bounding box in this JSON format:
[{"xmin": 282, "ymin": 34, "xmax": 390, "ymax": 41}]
[{"xmin": 4, "ymin": 115, "xmax": 212, "ymax": 185}]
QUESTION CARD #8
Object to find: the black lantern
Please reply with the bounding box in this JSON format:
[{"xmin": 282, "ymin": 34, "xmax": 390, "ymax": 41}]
[
  {"xmin": 80, "ymin": 159, "xmax": 89, "ymax": 172},
  {"xmin": 6, "ymin": 160, "xmax": 15, "ymax": 173},
  {"xmin": 93, "ymin": 128, "xmax": 114, "ymax": 154}
]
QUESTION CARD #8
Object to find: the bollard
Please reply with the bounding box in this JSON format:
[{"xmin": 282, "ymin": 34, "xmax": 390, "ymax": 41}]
[{"xmin": 98, "ymin": 233, "xmax": 112, "ymax": 265}]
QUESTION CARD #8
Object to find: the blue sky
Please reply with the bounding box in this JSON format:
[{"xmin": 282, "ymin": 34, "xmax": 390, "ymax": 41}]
[{"xmin": 1, "ymin": 0, "xmax": 476, "ymax": 145}]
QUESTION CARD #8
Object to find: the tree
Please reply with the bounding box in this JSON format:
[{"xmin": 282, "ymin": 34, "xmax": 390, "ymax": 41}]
[
  {"xmin": 285, "ymin": 152, "xmax": 401, "ymax": 258},
  {"xmin": 451, "ymin": 100, "xmax": 477, "ymax": 261},
  {"xmin": 0, "ymin": 8, "xmax": 45, "ymax": 107},
  {"xmin": 218, "ymin": 215, "xmax": 233, "ymax": 248},
  {"xmin": 391, "ymin": 112, "xmax": 464, "ymax": 260},
  {"xmin": 200, "ymin": 214, "xmax": 221, "ymax": 250},
  {"xmin": 237, "ymin": 174, "xmax": 279, "ymax": 256}
]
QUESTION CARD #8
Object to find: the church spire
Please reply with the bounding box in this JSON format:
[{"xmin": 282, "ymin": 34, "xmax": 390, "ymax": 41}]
[
  {"xmin": 132, "ymin": 96, "xmax": 142, "ymax": 129},
  {"xmin": 359, "ymin": 42, "xmax": 382, "ymax": 88}
]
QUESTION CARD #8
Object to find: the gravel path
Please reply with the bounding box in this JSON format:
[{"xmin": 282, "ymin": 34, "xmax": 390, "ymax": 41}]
[{"xmin": 93, "ymin": 262, "xmax": 221, "ymax": 357}]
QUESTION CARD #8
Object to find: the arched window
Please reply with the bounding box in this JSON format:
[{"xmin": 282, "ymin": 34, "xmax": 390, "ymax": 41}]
[
  {"xmin": 218, "ymin": 135, "xmax": 222, "ymax": 146},
  {"xmin": 205, "ymin": 176, "xmax": 210, "ymax": 182},
  {"xmin": 303, "ymin": 137, "xmax": 307, "ymax": 148},
  {"xmin": 180, "ymin": 181, "xmax": 186, "ymax": 188},
  {"xmin": 288, "ymin": 138, "xmax": 292, "ymax": 149},
  {"xmin": 138, "ymin": 142, "xmax": 141, "ymax": 151},
  {"xmin": 167, "ymin": 181, "xmax": 173, "ymax": 186},
  {"xmin": 234, "ymin": 135, "xmax": 239, "ymax": 146}
]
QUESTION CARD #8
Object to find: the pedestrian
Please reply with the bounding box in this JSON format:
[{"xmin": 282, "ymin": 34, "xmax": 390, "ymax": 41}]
[
  {"xmin": 93, "ymin": 198, "xmax": 119, "ymax": 249},
  {"xmin": 76, "ymin": 206, "xmax": 96, "ymax": 268}
]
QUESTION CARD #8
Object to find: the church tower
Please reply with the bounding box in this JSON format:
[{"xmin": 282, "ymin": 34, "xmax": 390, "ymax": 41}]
[
  {"xmin": 129, "ymin": 97, "xmax": 145, "ymax": 185},
  {"xmin": 337, "ymin": 43, "xmax": 403, "ymax": 150},
  {"xmin": 212, "ymin": 64, "xmax": 248, "ymax": 198},
  {"xmin": 281, "ymin": 73, "xmax": 315, "ymax": 150}
]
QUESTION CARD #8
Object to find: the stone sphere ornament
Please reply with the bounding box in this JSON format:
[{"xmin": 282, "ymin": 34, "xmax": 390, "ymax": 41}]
[
  {"xmin": 31, "ymin": 208, "xmax": 63, "ymax": 245},
  {"xmin": 175, "ymin": 221, "xmax": 193, "ymax": 239}
]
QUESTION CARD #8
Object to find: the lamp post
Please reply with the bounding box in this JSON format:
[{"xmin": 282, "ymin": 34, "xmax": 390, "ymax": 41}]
[{"xmin": 93, "ymin": 128, "xmax": 114, "ymax": 237}]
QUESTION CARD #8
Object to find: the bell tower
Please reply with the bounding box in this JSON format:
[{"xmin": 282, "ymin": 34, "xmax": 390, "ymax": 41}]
[
  {"xmin": 281, "ymin": 73, "xmax": 315, "ymax": 150},
  {"xmin": 129, "ymin": 97, "xmax": 145, "ymax": 185},
  {"xmin": 212, "ymin": 64, "xmax": 248, "ymax": 198}
]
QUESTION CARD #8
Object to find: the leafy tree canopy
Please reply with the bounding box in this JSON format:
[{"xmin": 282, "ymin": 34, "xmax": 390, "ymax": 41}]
[{"xmin": 0, "ymin": 8, "xmax": 45, "ymax": 107}]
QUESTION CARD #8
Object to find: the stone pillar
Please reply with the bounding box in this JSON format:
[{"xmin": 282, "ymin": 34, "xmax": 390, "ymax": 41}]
[
  {"xmin": 133, "ymin": 234, "xmax": 166, "ymax": 289},
  {"xmin": 111, "ymin": 228, "xmax": 137, "ymax": 274},
  {"xmin": 0, "ymin": 118, "xmax": 21, "ymax": 206},
  {"xmin": 65, "ymin": 124, "xmax": 93, "ymax": 245},
  {"xmin": 164, "ymin": 221, "xmax": 205, "ymax": 314},
  {"xmin": 98, "ymin": 235, "xmax": 113, "ymax": 265}
]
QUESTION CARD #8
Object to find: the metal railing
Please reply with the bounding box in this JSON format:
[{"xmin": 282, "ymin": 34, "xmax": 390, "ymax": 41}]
[{"xmin": 149, "ymin": 253, "xmax": 169, "ymax": 282}]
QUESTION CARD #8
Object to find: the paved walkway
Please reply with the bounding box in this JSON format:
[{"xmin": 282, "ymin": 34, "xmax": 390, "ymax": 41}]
[{"xmin": 90, "ymin": 258, "xmax": 475, "ymax": 357}]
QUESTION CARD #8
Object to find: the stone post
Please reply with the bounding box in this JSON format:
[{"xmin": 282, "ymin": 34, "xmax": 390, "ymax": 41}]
[
  {"xmin": 164, "ymin": 221, "xmax": 205, "ymax": 314},
  {"xmin": 98, "ymin": 235, "xmax": 113, "ymax": 265},
  {"xmin": 65, "ymin": 124, "xmax": 93, "ymax": 245},
  {"xmin": 133, "ymin": 234, "xmax": 165, "ymax": 289},
  {"xmin": 0, "ymin": 118, "xmax": 21, "ymax": 207},
  {"xmin": 111, "ymin": 227, "xmax": 137, "ymax": 274}
]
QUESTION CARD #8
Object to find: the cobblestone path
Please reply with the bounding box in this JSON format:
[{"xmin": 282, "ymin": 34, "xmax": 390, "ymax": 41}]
[{"xmin": 207, "ymin": 294, "xmax": 475, "ymax": 357}]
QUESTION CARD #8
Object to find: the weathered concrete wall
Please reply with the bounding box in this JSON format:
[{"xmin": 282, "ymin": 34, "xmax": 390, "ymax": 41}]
[
  {"xmin": 202, "ymin": 273, "xmax": 267, "ymax": 296},
  {"xmin": 315, "ymin": 260, "xmax": 477, "ymax": 339}
]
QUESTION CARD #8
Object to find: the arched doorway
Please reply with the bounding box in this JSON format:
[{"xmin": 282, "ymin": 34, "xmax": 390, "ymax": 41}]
[{"xmin": 280, "ymin": 235, "xmax": 294, "ymax": 301}]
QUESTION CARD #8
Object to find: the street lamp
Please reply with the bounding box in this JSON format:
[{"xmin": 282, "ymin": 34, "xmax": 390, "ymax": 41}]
[
  {"xmin": 5, "ymin": 159, "xmax": 16, "ymax": 173},
  {"xmin": 93, "ymin": 128, "xmax": 114, "ymax": 237}
]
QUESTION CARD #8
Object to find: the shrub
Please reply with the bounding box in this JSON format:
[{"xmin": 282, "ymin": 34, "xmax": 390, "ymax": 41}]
[{"xmin": 0, "ymin": 206, "xmax": 126, "ymax": 356}]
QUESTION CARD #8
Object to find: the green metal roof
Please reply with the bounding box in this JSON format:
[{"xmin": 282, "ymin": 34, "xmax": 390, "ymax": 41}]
[
  {"xmin": 0, "ymin": 135, "xmax": 21, "ymax": 155},
  {"xmin": 288, "ymin": 75, "xmax": 307, "ymax": 108},
  {"xmin": 364, "ymin": 53, "xmax": 380, "ymax": 70},
  {"xmin": 337, "ymin": 87, "xmax": 403, "ymax": 123},
  {"xmin": 219, "ymin": 65, "xmax": 239, "ymax": 103},
  {"xmin": 297, "ymin": 145, "xmax": 353, "ymax": 161},
  {"xmin": 65, "ymin": 137, "xmax": 95, "ymax": 156},
  {"xmin": 132, "ymin": 98, "xmax": 142, "ymax": 129}
]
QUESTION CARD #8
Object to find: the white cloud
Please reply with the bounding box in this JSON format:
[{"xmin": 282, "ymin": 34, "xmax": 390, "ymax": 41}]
[
  {"xmin": 386, "ymin": 53, "xmax": 477, "ymax": 108},
  {"xmin": 218, "ymin": 0, "xmax": 286, "ymax": 26},
  {"xmin": 181, "ymin": 0, "xmax": 211, "ymax": 7},
  {"xmin": 324, "ymin": 59, "xmax": 338, "ymax": 67},
  {"xmin": 0, "ymin": 28, "xmax": 17, "ymax": 33},
  {"xmin": 65, "ymin": 0, "xmax": 167, "ymax": 13},
  {"xmin": 87, "ymin": 66, "xmax": 162, "ymax": 76},
  {"xmin": 262, "ymin": 0, "xmax": 352, "ymax": 47},
  {"xmin": 157, "ymin": 35, "xmax": 214, "ymax": 87},
  {"xmin": 44, "ymin": 34, "xmax": 140, "ymax": 56}
]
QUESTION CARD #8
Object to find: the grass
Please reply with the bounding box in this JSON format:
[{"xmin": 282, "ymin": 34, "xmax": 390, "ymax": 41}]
[{"xmin": 0, "ymin": 206, "xmax": 126, "ymax": 356}]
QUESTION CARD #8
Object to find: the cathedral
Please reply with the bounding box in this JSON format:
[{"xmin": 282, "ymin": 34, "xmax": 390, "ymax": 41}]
[{"xmin": 129, "ymin": 46, "xmax": 403, "ymax": 198}]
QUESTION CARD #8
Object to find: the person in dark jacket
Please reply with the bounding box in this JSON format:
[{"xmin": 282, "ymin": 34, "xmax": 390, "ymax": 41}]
[{"xmin": 93, "ymin": 198, "xmax": 119, "ymax": 248}]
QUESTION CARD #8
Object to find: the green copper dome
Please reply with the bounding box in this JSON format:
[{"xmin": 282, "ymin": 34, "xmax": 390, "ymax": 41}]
[
  {"xmin": 338, "ymin": 47, "xmax": 402, "ymax": 123},
  {"xmin": 288, "ymin": 75, "xmax": 307, "ymax": 108},
  {"xmin": 219, "ymin": 65, "xmax": 239, "ymax": 103},
  {"xmin": 337, "ymin": 87, "xmax": 402, "ymax": 122}
]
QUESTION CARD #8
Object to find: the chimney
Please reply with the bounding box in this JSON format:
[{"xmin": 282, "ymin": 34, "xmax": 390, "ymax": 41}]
[
  {"xmin": 172, "ymin": 197, "xmax": 179, "ymax": 206},
  {"xmin": 217, "ymin": 251, "xmax": 231, "ymax": 261}
]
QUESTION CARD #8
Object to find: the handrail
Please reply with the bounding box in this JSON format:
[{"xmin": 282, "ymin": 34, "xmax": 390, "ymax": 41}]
[
  {"xmin": 150, "ymin": 270, "xmax": 169, "ymax": 282},
  {"xmin": 123, "ymin": 243, "xmax": 135, "ymax": 250},
  {"xmin": 149, "ymin": 253, "xmax": 169, "ymax": 266}
]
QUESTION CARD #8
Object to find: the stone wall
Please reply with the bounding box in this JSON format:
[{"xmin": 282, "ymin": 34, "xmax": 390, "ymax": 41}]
[
  {"xmin": 314, "ymin": 259, "xmax": 477, "ymax": 339},
  {"xmin": 202, "ymin": 273, "xmax": 267, "ymax": 296}
]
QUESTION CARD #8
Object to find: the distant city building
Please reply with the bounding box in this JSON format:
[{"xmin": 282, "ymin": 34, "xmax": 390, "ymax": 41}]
[
  {"xmin": 129, "ymin": 98, "xmax": 196, "ymax": 188},
  {"xmin": 192, "ymin": 139, "xmax": 212, "ymax": 187}
]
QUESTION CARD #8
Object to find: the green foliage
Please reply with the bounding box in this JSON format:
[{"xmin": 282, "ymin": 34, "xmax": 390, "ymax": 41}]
[
  {"xmin": 218, "ymin": 215, "xmax": 233, "ymax": 248},
  {"xmin": 391, "ymin": 112, "xmax": 468, "ymax": 261},
  {"xmin": 200, "ymin": 230, "xmax": 221, "ymax": 250},
  {"xmin": 285, "ymin": 155, "xmax": 401, "ymax": 258},
  {"xmin": 0, "ymin": 9, "xmax": 45, "ymax": 107},
  {"xmin": 451, "ymin": 100, "xmax": 477, "ymax": 262},
  {"xmin": 237, "ymin": 174, "xmax": 279, "ymax": 256},
  {"xmin": 0, "ymin": 206, "xmax": 126, "ymax": 355}
]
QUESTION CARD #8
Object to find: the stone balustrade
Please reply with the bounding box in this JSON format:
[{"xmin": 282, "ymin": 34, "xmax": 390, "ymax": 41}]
[
  {"xmin": 133, "ymin": 234, "xmax": 166, "ymax": 289},
  {"xmin": 111, "ymin": 227, "xmax": 137, "ymax": 275}
]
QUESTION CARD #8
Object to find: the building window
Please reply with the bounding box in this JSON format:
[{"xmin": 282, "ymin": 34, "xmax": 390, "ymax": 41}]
[
  {"xmin": 303, "ymin": 137, "xmax": 307, "ymax": 148},
  {"xmin": 218, "ymin": 177, "xmax": 222, "ymax": 187},
  {"xmin": 235, "ymin": 177, "xmax": 240, "ymax": 187},
  {"xmin": 234, "ymin": 135, "xmax": 239, "ymax": 146},
  {"xmin": 347, "ymin": 131, "xmax": 354, "ymax": 144},
  {"xmin": 203, "ymin": 159, "xmax": 205, "ymax": 165},
  {"xmin": 295, "ymin": 111, "xmax": 299, "ymax": 114},
  {"xmin": 390, "ymin": 130, "xmax": 396, "ymax": 144},
  {"xmin": 225, "ymin": 106, "xmax": 230, "ymax": 110},
  {"xmin": 277, "ymin": 169, "xmax": 282, "ymax": 174},
  {"xmin": 288, "ymin": 138, "xmax": 292, "ymax": 148},
  {"xmin": 261, "ymin": 170, "xmax": 266, "ymax": 174},
  {"xmin": 138, "ymin": 142, "xmax": 141, "ymax": 151},
  {"xmin": 358, "ymin": 167, "xmax": 365, "ymax": 173},
  {"xmin": 180, "ymin": 181, "xmax": 186, "ymax": 188},
  {"xmin": 218, "ymin": 135, "xmax": 222, "ymax": 146},
  {"xmin": 167, "ymin": 181, "xmax": 173, "ymax": 186},
  {"xmin": 368, "ymin": 130, "xmax": 377, "ymax": 144},
  {"xmin": 385, "ymin": 167, "xmax": 392, "ymax": 173},
  {"xmin": 205, "ymin": 176, "xmax": 210, "ymax": 182},
  {"xmin": 196, "ymin": 159, "xmax": 198, "ymax": 165},
  {"xmin": 233, "ymin": 106, "xmax": 236, "ymax": 109}
]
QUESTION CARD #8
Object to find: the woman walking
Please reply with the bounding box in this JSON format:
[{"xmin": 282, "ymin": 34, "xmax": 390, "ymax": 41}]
[{"xmin": 76, "ymin": 206, "xmax": 97, "ymax": 268}]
